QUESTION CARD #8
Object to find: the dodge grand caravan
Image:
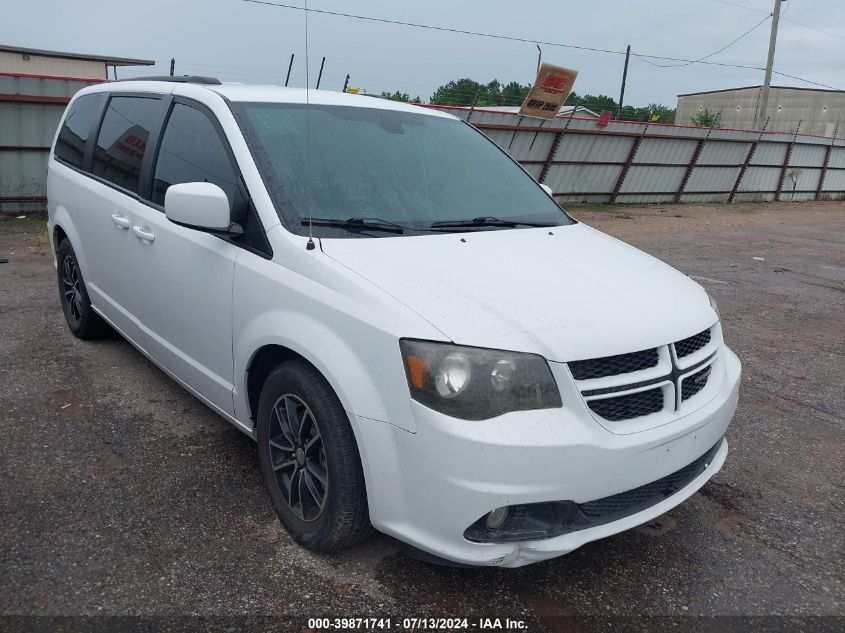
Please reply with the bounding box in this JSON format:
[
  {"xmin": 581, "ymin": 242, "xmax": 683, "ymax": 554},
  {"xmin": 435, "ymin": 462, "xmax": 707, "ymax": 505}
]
[{"xmin": 47, "ymin": 77, "xmax": 741, "ymax": 567}]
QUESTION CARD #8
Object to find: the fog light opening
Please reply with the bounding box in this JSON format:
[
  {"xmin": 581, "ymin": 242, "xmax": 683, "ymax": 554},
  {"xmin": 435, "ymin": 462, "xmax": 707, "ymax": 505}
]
[{"xmin": 485, "ymin": 506, "xmax": 510, "ymax": 529}]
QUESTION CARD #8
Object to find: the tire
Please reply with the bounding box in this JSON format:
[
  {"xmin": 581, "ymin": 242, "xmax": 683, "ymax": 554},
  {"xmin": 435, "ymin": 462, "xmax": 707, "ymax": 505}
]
[
  {"xmin": 56, "ymin": 239, "xmax": 109, "ymax": 340},
  {"xmin": 257, "ymin": 359, "xmax": 371, "ymax": 552}
]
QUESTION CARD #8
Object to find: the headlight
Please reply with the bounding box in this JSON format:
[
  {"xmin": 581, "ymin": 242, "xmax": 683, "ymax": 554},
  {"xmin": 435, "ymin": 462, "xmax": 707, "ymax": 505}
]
[
  {"xmin": 708, "ymin": 292, "xmax": 721, "ymax": 321},
  {"xmin": 400, "ymin": 339, "xmax": 562, "ymax": 420}
]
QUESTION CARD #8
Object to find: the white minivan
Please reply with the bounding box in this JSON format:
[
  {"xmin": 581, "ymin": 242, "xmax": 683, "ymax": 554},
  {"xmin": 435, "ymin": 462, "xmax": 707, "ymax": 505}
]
[{"xmin": 47, "ymin": 77, "xmax": 741, "ymax": 567}]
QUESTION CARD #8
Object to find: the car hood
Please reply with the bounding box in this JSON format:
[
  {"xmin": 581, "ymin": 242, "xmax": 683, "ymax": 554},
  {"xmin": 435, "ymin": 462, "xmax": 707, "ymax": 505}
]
[{"xmin": 319, "ymin": 223, "xmax": 717, "ymax": 362}]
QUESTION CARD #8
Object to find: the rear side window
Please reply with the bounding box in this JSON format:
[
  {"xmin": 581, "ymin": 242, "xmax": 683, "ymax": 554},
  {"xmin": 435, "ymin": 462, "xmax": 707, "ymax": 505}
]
[
  {"xmin": 54, "ymin": 93, "xmax": 106, "ymax": 170},
  {"xmin": 92, "ymin": 96, "xmax": 161, "ymax": 193},
  {"xmin": 151, "ymin": 103, "xmax": 240, "ymax": 207}
]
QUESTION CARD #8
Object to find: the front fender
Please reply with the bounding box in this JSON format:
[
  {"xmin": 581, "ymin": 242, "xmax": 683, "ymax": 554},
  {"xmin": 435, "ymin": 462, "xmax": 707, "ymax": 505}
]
[{"xmin": 234, "ymin": 309, "xmax": 417, "ymax": 432}]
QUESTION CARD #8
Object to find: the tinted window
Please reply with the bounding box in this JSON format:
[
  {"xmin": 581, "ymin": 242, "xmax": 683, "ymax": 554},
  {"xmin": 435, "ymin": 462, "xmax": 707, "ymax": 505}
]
[
  {"xmin": 151, "ymin": 103, "xmax": 240, "ymax": 208},
  {"xmin": 92, "ymin": 96, "xmax": 161, "ymax": 193},
  {"xmin": 54, "ymin": 93, "xmax": 106, "ymax": 169}
]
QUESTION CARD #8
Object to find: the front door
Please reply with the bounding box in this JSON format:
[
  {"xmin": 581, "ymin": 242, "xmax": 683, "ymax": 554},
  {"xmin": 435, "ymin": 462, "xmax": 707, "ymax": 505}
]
[{"xmin": 126, "ymin": 100, "xmax": 247, "ymax": 416}]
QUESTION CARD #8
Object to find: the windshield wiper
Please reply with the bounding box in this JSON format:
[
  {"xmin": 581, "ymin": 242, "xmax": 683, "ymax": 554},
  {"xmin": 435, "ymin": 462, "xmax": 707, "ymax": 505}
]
[
  {"xmin": 301, "ymin": 217, "xmax": 405, "ymax": 234},
  {"xmin": 429, "ymin": 216, "xmax": 556, "ymax": 230}
]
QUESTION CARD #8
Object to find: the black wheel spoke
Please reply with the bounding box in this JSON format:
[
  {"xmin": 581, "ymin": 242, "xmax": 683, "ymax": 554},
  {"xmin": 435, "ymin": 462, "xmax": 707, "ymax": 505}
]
[
  {"xmin": 306, "ymin": 460, "xmax": 327, "ymax": 486},
  {"xmin": 272, "ymin": 406, "xmax": 296, "ymax": 447},
  {"xmin": 286, "ymin": 465, "xmax": 295, "ymax": 492},
  {"xmin": 302, "ymin": 470, "xmax": 325, "ymax": 510},
  {"xmin": 298, "ymin": 410, "xmax": 311, "ymax": 444},
  {"xmin": 303, "ymin": 432, "xmax": 321, "ymax": 455},
  {"xmin": 269, "ymin": 437, "xmax": 294, "ymax": 452},
  {"xmin": 284, "ymin": 397, "xmax": 301, "ymax": 440},
  {"xmin": 295, "ymin": 469, "xmax": 307, "ymax": 517},
  {"xmin": 62, "ymin": 257, "xmax": 73, "ymax": 282},
  {"xmin": 272, "ymin": 457, "xmax": 296, "ymax": 472}
]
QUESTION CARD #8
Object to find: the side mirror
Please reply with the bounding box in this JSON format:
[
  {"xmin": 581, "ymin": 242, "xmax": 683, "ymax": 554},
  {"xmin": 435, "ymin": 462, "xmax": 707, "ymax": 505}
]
[
  {"xmin": 165, "ymin": 182, "xmax": 238, "ymax": 233},
  {"xmin": 540, "ymin": 183, "xmax": 554, "ymax": 197}
]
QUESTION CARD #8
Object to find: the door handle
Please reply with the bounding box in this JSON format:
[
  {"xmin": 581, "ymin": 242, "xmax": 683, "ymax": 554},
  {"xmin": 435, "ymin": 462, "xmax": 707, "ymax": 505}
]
[
  {"xmin": 131, "ymin": 225, "xmax": 156, "ymax": 243},
  {"xmin": 111, "ymin": 214, "xmax": 132, "ymax": 229}
]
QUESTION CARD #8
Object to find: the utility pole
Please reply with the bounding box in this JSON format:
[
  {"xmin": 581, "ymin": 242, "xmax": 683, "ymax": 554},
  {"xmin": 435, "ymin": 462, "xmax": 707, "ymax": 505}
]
[
  {"xmin": 756, "ymin": 0, "xmax": 783, "ymax": 130},
  {"xmin": 169, "ymin": 58, "xmax": 175, "ymax": 77},
  {"xmin": 617, "ymin": 44, "xmax": 631, "ymax": 120}
]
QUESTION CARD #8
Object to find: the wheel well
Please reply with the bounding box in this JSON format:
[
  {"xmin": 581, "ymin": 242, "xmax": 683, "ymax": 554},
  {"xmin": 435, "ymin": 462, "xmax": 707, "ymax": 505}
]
[
  {"xmin": 246, "ymin": 344, "xmax": 306, "ymax": 426},
  {"xmin": 53, "ymin": 225, "xmax": 68, "ymax": 252}
]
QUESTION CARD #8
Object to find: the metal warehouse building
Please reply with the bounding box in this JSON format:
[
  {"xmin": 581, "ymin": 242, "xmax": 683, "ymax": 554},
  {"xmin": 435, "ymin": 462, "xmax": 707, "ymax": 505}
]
[
  {"xmin": 0, "ymin": 45, "xmax": 153, "ymax": 214},
  {"xmin": 676, "ymin": 85, "xmax": 845, "ymax": 137}
]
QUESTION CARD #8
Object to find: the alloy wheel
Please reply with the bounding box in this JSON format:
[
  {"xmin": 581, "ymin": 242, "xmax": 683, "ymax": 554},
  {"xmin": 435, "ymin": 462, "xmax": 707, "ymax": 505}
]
[
  {"xmin": 268, "ymin": 394, "xmax": 328, "ymax": 521},
  {"xmin": 61, "ymin": 255, "xmax": 83, "ymax": 323}
]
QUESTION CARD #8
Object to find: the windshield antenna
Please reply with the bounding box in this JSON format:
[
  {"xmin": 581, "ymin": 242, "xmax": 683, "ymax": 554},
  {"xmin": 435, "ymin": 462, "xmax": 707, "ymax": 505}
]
[{"xmin": 304, "ymin": 0, "xmax": 315, "ymax": 251}]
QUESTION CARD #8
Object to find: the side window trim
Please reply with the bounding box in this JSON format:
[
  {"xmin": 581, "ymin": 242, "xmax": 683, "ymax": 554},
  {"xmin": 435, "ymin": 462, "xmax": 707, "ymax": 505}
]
[
  {"xmin": 138, "ymin": 94, "xmax": 174, "ymax": 202},
  {"xmin": 147, "ymin": 96, "xmax": 247, "ymax": 210},
  {"xmin": 53, "ymin": 93, "xmax": 106, "ymax": 173},
  {"xmin": 145, "ymin": 97, "xmax": 273, "ymax": 259},
  {"xmin": 88, "ymin": 91, "xmax": 167, "ymax": 198},
  {"xmin": 84, "ymin": 93, "xmax": 111, "ymax": 173}
]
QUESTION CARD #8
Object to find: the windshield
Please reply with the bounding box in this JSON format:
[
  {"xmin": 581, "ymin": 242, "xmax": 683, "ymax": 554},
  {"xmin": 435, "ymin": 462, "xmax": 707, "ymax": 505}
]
[{"xmin": 231, "ymin": 102, "xmax": 573, "ymax": 238}]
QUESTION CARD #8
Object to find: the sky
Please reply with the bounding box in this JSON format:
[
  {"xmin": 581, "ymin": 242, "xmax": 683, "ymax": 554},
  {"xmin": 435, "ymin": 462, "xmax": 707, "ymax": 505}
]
[{"xmin": 4, "ymin": 0, "xmax": 844, "ymax": 109}]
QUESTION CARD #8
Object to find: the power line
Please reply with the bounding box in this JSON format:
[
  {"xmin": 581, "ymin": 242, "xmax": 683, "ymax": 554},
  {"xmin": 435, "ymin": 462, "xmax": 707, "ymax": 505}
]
[
  {"xmin": 631, "ymin": 54, "xmax": 762, "ymax": 71},
  {"xmin": 712, "ymin": 0, "xmax": 845, "ymax": 41},
  {"xmin": 771, "ymin": 70, "xmax": 842, "ymax": 91},
  {"xmin": 633, "ymin": 13, "xmax": 772, "ymax": 68},
  {"xmin": 241, "ymin": 0, "xmax": 625, "ymax": 56},
  {"xmin": 782, "ymin": 16, "xmax": 845, "ymax": 42},
  {"xmin": 240, "ymin": 0, "xmax": 771, "ymax": 72},
  {"xmin": 233, "ymin": 0, "xmax": 840, "ymax": 95},
  {"xmin": 711, "ymin": 0, "xmax": 771, "ymax": 15}
]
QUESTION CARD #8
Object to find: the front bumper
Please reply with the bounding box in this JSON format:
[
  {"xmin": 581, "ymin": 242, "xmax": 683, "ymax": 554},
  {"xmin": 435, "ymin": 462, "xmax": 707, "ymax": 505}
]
[{"xmin": 352, "ymin": 347, "xmax": 741, "ymax": 567}]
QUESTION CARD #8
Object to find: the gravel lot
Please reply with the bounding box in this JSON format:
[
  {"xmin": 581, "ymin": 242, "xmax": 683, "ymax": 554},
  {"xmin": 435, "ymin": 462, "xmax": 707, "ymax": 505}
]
[{"xmin": 1, "ymin": 202, "xmax": 842, "ymax": 630}]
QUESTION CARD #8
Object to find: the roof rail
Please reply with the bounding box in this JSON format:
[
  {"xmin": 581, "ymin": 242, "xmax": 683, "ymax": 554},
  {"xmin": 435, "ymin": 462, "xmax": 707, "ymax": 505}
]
[{"xmin": 110, "ymin": 75, "xmax": 221, "ymax": 85}]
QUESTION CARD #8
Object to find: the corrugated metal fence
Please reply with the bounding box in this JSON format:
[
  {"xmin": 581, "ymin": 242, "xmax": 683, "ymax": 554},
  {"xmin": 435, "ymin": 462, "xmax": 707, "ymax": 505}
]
[
  {"xmin": 4, "ymin": 91, "xmax": 844, "ymax": 214},
  {"xmin": 427, "ymin": 105, "xmax": 845, "ymax": 204},
  {"xmin": 0, "ymin": 74, "xmax": 99, "ymax": 214}
]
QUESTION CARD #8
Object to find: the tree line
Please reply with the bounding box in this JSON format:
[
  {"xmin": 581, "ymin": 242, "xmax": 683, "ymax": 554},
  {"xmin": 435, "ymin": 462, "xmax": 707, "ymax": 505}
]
[{"xmin": 378, "ymin": 77, "xmax": 682, "ymax": 125}]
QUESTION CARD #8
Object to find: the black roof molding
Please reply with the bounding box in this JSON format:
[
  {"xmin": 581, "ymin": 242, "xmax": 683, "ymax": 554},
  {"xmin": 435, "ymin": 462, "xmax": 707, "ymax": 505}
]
[{"xmin": 110, "ymin": 75, "xmax": 222, "ymax": 85}]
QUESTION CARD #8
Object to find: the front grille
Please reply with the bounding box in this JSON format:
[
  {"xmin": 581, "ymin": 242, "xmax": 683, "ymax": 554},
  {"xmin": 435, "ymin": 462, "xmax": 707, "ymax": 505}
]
[
  {"xmin": 675, "ymin": 328, "xmax": 711, "ymax": 358},
  {"xmin": 587, "ymin": 388, "xmax": 663, "ymax": 421},
  {"xmin": 579, "ymin": 439, "xmax": 722, "ymax": 520},
  {"xmin": 569, "ymin": 348, "xmax": 658, "ymax": 380},
  {"xmin": 681, "ymin": 365, "xmax": 711, "ymax": 401}
]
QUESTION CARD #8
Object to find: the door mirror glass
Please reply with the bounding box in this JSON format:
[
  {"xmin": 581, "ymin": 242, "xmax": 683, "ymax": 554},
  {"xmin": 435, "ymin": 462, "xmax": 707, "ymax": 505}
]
[{"xmin": 165, "ymin": 182, "xmax": 233, "ymax": 232}]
